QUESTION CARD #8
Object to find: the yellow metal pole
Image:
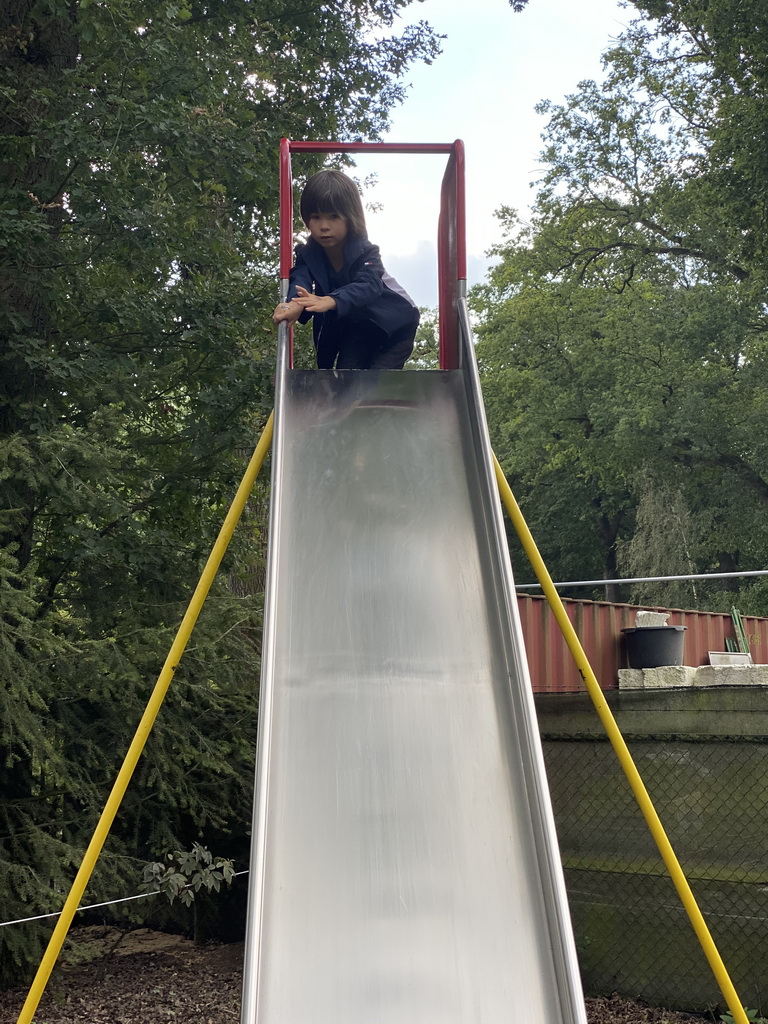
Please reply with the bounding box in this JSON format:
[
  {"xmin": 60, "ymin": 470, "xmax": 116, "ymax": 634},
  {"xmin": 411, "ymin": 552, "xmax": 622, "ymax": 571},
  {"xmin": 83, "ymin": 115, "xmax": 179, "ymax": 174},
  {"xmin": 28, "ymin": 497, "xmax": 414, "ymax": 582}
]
[
  {"xmin": 493, "ymin": 452, "xmax": 749, "ymax": 1024},
  {"xmin": 16, "ymin": 412, "xmax": 274, "ymax": 1024}
]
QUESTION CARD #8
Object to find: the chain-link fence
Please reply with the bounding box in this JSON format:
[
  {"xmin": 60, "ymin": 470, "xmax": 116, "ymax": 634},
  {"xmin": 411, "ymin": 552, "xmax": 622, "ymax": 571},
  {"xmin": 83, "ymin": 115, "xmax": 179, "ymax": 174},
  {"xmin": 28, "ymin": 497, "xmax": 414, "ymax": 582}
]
[{"xmin": 542, "ymin": 734, "xmax": 768, "ymax": 1015}]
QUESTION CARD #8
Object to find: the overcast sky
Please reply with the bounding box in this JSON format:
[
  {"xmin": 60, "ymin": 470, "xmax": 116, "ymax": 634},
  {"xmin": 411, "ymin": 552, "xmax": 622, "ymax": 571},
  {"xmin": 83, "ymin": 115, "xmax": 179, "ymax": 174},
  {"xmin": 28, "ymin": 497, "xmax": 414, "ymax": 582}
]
[{"xmin": 332, "ymin": 0, "xmax": 630, "ymax": 306}]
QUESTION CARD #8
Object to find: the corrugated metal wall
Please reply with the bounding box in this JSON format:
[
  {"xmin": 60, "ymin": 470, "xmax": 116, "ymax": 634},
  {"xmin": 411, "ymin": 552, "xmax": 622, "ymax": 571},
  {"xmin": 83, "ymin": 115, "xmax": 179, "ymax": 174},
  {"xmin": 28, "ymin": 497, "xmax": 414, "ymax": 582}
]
[{"xmin": 517, "ymin": 595, "xmax": 768, "ymax": 693}]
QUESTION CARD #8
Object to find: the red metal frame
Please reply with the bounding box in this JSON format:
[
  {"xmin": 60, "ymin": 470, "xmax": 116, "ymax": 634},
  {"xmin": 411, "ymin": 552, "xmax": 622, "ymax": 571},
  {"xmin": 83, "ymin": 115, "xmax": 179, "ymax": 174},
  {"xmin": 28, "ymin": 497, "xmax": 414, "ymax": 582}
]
[
  {"xmin": 279, "ymin": 139, "xmax": 466, "ymax": 369},
  {"xmin": 517, "ymin": 594, "xmax": 768, "ymax": 693}
]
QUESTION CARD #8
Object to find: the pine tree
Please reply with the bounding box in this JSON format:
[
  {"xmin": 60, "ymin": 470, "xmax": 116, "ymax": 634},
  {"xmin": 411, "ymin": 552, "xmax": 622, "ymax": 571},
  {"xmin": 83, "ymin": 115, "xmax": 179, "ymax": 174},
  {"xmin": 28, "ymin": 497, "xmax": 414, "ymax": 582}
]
[{"xmin": 0, "ymin": 0, "xmax": 440, "ymax": 984}]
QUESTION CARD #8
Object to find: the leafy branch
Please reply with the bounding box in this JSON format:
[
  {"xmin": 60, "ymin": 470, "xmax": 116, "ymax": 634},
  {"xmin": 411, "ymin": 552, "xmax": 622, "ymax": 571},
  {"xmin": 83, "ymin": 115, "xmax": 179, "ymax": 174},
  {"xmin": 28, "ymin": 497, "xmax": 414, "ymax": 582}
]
[{"xmin": 140, "ymin": 843, "xmax": 235, "ymax": 909}]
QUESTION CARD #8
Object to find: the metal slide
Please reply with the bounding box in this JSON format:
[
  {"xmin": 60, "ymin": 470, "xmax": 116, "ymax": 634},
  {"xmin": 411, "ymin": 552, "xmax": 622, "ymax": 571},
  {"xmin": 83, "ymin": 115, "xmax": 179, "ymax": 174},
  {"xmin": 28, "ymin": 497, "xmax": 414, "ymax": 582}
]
[{"xmin": 241, "ymin": 303, "xmax": 587, "ymax": 1024}]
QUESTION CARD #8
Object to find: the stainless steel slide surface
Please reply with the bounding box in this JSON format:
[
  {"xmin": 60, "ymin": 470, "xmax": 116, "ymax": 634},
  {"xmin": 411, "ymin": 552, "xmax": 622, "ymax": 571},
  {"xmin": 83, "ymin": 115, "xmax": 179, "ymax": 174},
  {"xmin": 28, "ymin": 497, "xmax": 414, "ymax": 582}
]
[{"xmin": 243, "ymin": 343, "xmax": 586, "ymax": 1021}]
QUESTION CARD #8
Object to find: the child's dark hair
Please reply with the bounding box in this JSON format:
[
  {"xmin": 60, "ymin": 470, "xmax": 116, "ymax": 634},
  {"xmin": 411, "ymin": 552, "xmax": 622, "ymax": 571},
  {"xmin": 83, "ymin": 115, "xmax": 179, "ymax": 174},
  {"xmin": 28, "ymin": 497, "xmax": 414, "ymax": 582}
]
[{"xmin": 300, "ymin": 170, "xmax": 368, "ymax": 240}]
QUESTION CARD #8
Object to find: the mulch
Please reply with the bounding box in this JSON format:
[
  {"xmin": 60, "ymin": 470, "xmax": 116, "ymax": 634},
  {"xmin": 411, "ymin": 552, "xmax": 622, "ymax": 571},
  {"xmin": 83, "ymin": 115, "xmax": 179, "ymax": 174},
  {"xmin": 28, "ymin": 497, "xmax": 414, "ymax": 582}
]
[{"xmin": 0, "ymin": 927, "xmax": 714, "ymax": 1024}]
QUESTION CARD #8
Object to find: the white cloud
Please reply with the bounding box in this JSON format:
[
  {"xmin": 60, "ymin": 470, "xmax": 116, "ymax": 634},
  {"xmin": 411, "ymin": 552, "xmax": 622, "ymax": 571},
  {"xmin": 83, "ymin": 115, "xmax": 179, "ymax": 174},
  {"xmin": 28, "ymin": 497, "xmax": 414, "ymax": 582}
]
[
  {"xmin": 383, "ymin": 242, "xmax": 495, "ymax": 309},
  {"xmin": 384, "ymin": 241, "xmax": 439, "ymax": 308},
  {"xmin": 342, "ymin": 0, "xmax": 628, "ymax": 271}
]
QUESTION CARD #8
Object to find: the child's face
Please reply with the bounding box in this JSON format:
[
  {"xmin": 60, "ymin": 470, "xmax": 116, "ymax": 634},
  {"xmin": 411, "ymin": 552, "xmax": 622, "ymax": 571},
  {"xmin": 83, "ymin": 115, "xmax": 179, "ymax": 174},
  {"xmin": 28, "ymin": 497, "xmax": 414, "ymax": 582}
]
[{"xmin": 307, "ymin": 211, "xmax": 348, "ymax": 252}]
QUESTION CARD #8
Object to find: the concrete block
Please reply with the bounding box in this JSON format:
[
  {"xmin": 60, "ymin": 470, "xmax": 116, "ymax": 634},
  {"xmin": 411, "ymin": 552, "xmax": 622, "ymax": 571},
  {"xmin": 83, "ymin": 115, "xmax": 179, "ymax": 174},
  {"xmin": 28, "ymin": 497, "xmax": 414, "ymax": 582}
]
[
  {"xmin": 618, "ymin": 667, "xmax": 697, "ymax": 690},
  {"xmin": 618, "ymin": 668, "xmax": 645, "ymax": 690},
  {"xmin": 617, "ymin": 664, "xmax": 768, "ymax": 691},
  {"xmin": 634, "ymin": 611, "xmax": 670, "ymax": 627},
  {"xmin": 693, "ymin": 664, "xmax": 768, "ymax": 688},
  {"xmin": 642, "ymin": 666, "xmax": 696, "ymax": 689}
]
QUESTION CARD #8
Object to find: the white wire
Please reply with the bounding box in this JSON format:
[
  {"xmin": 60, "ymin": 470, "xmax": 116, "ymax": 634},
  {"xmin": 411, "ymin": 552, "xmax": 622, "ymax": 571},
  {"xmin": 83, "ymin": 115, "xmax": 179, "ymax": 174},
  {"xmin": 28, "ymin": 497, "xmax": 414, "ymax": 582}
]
[
  {"xmin": 515, "ymin": 568, "xmax": 768, "ymax": 590},
  {"xmin": 0, "ymin": 871, "xmax": 249, "ymax": 929}
]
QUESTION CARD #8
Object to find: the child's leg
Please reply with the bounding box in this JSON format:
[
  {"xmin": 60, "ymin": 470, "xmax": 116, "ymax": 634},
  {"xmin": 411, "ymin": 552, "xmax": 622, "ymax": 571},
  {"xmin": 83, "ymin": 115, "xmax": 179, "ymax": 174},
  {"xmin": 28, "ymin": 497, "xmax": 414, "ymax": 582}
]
[
  {"xmin": 335, "ymin": 320, "xmax": 418, "ymax": 370},
  {"xmin": 315, "ymin": 334, "xmax": 339, "ymax": 369},
  {"xmin": 367, "ymin": 321, "xmax": 417, "ymax": 371},
  {"xmin": 335, "ymin": 324, "xmax": 387, "ymax": 369}
]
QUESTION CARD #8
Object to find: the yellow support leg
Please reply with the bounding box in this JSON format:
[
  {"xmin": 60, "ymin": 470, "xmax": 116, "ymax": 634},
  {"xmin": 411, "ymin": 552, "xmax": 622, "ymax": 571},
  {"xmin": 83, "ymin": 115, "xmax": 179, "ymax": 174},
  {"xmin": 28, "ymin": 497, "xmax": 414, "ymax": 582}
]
[
  {"xmin": 16, "ymin": 412, "xmax": 274, "ymax": 1024},
  {"xmin": 493, "ymin": 452, "xmax": 749, "ymax": 1024}
]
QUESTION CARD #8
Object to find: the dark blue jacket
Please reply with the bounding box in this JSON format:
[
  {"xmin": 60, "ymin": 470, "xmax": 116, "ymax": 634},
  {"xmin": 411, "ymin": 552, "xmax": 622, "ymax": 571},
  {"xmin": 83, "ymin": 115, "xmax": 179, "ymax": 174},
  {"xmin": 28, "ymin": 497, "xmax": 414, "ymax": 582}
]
[{"xmin": 287, "ymin": 236, "xmax": 418, "ymax": 349}]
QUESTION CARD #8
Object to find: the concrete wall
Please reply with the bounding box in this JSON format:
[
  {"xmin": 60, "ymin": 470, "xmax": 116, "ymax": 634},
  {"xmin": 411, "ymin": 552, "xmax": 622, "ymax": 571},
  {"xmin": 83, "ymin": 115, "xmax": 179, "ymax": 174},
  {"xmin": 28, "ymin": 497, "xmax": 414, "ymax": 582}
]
[{"xmin": 535, "ymin": 686, "xmax": 768, "ymax": 1013}]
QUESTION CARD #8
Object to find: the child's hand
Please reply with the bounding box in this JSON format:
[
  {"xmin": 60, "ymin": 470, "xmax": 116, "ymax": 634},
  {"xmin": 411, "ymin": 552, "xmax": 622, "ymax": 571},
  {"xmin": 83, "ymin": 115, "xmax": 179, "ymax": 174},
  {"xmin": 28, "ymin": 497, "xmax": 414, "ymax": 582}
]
[
  {"xmin": 273, "ymin": 299, "xmax": 302, "ymax": 324},
  {"xmin": 294, "ymin": 286, "xmax": 337, "ymax": 314}
]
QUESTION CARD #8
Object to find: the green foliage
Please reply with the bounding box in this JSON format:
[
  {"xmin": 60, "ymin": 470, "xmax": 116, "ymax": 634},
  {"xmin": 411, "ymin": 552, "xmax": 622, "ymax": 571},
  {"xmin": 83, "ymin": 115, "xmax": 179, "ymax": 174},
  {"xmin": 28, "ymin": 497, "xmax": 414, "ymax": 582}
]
[
  {"xmin": 410, "ymin": 307, "xmax": 440, "ymax": 369},
  {"xmin": 140, "ymin": 843, "xmax": 235, "ymax": 943},
  {"xmin": 476, "ymin": 1, "xmax": 768, "ymax": 609},
  {"xmin": 720, "ymin": 1010, "xmax": 767, "ymax": 1024},
  {"xmin": 142, "ymin": 843, "xmax": 235, "ymax": 907},
  {"xmin": 527, "ymin": 1, "xmax": 768, "ymax": 303},
  {"xmin": 0, "ymin": 0, "xmax": 439, "ymax": 988}
]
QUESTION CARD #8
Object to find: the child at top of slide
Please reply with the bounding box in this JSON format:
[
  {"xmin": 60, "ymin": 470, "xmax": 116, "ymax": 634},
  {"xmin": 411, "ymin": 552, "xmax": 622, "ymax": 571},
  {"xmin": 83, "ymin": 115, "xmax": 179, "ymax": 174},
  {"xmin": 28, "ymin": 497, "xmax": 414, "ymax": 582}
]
[{"xmin": 273, "ymin": 169, "xmax": 419, "ymax": 370}]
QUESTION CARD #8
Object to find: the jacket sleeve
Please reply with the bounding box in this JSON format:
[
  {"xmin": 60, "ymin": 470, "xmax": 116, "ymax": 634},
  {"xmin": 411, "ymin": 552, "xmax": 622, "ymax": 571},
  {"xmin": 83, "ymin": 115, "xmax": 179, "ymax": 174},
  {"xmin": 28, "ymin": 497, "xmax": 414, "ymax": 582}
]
[
  {"xmin": 287, "ymin": 246, "xmax": 315, "ymax": 324},
  {"xmin": 329, "ymin": 245, "xmax": 385, "ymax": 319}
]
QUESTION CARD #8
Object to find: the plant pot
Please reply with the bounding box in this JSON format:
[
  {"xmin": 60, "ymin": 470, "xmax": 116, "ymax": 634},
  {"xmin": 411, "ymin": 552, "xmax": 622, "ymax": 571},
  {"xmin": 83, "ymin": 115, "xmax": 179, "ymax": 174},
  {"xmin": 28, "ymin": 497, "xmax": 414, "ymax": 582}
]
[{"xmin": 622, "ymin": 626, "xmax": 687, "ymax": 669}]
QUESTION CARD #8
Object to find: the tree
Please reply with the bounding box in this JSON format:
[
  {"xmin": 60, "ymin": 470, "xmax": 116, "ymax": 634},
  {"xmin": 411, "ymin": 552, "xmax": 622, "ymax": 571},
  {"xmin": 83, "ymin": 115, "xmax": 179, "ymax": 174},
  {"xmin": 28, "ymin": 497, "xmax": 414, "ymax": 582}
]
[
  {"xmin": 1, "ymin": 0, "xmax": 440, "ymax": 985},
  {"xmin": 477, "ymin": 0, "xmax": 768, "ymax": 608},
  {"xmin": 529, "ymin": 1, "xmax": 768, "ymax": 302},
  {"xmin": 617, "ymin": 468, "xmax": 704, "ymax": 609},
  {"xmin": 410, "ymin": 307, "xmax": 440, "ymax": 368},
  {"xmin": 475, "ymin": 271, "xmax": 638, "ymax": 598}
]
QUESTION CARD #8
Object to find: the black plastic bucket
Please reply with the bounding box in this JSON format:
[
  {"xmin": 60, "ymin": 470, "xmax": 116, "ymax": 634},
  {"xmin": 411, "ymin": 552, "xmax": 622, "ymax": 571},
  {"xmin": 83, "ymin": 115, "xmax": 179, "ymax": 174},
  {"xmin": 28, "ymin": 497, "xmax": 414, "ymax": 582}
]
[{"xmin": 622, "ymin": 626, "xmax": 687, "ymax": 669}]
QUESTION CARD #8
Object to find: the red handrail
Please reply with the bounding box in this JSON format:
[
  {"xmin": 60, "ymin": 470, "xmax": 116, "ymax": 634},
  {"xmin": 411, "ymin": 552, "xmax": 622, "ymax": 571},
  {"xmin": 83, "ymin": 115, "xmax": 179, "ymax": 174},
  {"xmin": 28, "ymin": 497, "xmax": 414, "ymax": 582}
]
[
  {"xmin": 289, "ymin": 141, "xmax": 456, "ymax": 155},
  {"xmin": 437, "ymin": 140, "xmax": 466, "ymax": 369},
  {"xmin": 279, "ymin": 138, "xmax": 294, "ymax": 280}
]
